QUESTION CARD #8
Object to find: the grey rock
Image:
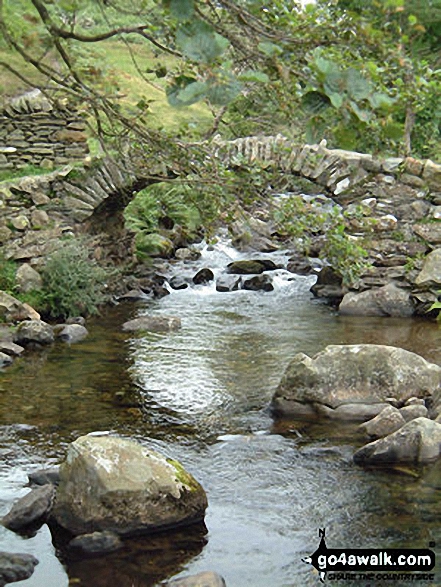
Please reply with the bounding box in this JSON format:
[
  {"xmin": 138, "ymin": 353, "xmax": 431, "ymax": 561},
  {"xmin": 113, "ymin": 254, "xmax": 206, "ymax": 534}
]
[
  {"xmin": 14, "ymin": 320, "xmax": 54, "ymax": 345},
  {"xmin": 0, "ymin": 292, "xmax": 40, "ymax": 323},
  {"xmin": 68, "ymin": 531, "xmax": 123, "ymax": 557},
  {"xmin": 243, "ymin": 274, "xmax": 274, "ymax": 292},
  {"xmin": 169, "ymin": 276, "xmax": 189, "ymax": 290},
  {"xmin": 54, "ymin": 324, "xmax": 89, "ymax": 343},
  {"xmin": 272, "ymin": 344, "xmax": 441, "ymax": 421},
  {"xmin": 0, "ymin": 342, "xmax": 24, "ymax": 357},
  {"xmin": 122, "ymin": 316, "xmax": 181, "ymax": 333},
  {"xmin": 399, "ymin": 404, "xmax": 428, "ymax": 422},
  {"xmin": 339, "ymin": 284, "xmax": 414, "ymax": 317},
  {"xmin": 28, "ymin": 467, "xmax": 60, "ymax": 487},
  {"xmin": 215, "ymin": 275, "xmax": 242, "ymax": 292},
  {"xmin": 226, "ymin": 259, "xmax": 277, "ymax": 274},
  {"xmin": 15, "ymin": 264, "xmax": 43, "ymax": 294},
  {"xmin": 0, "ymin": 352, "xmax": 13, "ymax": 367},
  {"xmin": 193, "ymin": 268, "xmax": 214, "ymax": 285},
  {"xmin": 52, "ymin": 435, "xmax": 207, "ymax": 536},
  {"xmin": 310, "ymin": 267, "xmax": 346, "ymax": 304},
  {"xmin": 0, "ymin": 552, "xmax": 39, "ymax": 586},
  {"xmin": 354, "ymin": 417, "xmax": 441, "ymax": 465},
  {"xmin": 359, "ymin": 406, "xmax": 406, "ymax": 439},
  {"xmin": 415, "ymin": 249, "xmax": 441, "ymax": 288},
  {"xmin": 1, "ymin": 485, "xmax": 55, "ymax": 531},
  {"xmin": 165, "ymin": 571, "xmax": 227, "ymax": 587}
]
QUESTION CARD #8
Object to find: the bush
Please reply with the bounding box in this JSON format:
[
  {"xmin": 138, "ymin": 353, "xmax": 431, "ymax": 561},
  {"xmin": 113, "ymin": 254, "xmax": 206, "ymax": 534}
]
[
  {"xmin": 40, "ymin": 239, "xmax": 114, "ymax": 319},
  {"xmin": 0, "ymin": 255, "xmax": 17, "ymax": 294}
]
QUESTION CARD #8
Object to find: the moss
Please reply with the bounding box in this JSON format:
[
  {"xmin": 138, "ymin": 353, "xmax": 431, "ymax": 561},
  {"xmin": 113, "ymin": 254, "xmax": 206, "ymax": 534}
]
[{"xmin": 167, "ymin": 458, "xmax": 202, "ymax": 493}]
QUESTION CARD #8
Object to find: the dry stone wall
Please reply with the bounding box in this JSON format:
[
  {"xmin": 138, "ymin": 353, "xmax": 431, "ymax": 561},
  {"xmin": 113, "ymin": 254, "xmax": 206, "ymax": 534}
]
[{"xmin": 0, "ymin": 90, "xmax": 89, "ymax": 170}]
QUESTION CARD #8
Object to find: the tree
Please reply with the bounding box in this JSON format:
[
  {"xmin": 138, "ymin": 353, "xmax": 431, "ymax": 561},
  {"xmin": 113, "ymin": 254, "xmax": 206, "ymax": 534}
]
[{"xmin": 0, "ymin": 0, "xmax": 439, "ymax": 159}]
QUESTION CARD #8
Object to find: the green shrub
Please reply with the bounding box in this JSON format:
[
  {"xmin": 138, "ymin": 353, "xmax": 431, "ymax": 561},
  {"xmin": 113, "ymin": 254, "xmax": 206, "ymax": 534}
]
[
  {"xmin": 0, "ymin": 255, "xmax": 17, "ymax": 294},
  {"xmin": 40, "ymin": 239, "xmax": 114, "ymax": 319}
]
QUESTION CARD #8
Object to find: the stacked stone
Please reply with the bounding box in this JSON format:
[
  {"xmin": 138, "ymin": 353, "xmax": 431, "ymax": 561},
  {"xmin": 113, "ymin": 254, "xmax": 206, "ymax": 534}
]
[{"xmin": 0, "ymin": 90, "xmax": 88, "ymax": 170}]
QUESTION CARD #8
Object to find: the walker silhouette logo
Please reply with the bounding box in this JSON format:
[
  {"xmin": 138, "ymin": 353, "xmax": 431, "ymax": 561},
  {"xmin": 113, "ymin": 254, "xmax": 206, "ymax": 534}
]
[{"xmin": 303, "ymin": 529, "xmax": 436, "ymax": 583}]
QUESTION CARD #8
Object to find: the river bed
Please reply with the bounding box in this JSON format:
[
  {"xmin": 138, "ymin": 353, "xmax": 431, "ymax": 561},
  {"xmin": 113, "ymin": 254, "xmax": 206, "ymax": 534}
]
[{"xmin": 1, "ymin": 243, "xmax": 441, "ymax": 587}]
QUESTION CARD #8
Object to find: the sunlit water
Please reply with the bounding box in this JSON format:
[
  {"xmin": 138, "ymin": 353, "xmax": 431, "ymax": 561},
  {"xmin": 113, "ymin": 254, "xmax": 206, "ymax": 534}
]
[{"xmin": 1, "ymin": 240, "xmax": 441, "ymax": 587}]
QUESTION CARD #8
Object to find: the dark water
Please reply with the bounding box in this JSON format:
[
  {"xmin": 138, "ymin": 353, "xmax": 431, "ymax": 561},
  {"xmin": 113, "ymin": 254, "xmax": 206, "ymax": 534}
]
[{"xmin": 2, "ymin": 243, "xmax": 441, "ymax": 587}]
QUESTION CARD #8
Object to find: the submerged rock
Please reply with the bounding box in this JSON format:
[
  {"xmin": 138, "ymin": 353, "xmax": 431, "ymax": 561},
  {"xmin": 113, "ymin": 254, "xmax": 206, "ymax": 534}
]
[
  {"xmin": 68, "ymin": 531, "xmax": 123, "ymax": 557},
  {"xmin": 52, "ymin": 435, "xmax": 208, "ymax": 536},
  {"xmin": 122, "ymin": 315, "xmax": 181, "ymax": 333},
  {"xmin": 0, "ymin": 552, "xmax": 39, "ymax": 586},
  {"xmin": 165, "ymin": 571, "xmax": 227, "ymax": 587},
  {"xmin": 354, "ymin": 417, "xmax": 441, "ymax": 465},
  {"xmin": 271, "ymin": 344, "xmax": 441, "ymax": 421}
]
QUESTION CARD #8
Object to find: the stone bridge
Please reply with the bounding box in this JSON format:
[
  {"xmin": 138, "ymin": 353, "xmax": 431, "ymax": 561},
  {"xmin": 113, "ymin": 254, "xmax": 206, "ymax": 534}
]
[{"xmin": 1, "ymin": 135, "xmax": 440, "ymax": 269}]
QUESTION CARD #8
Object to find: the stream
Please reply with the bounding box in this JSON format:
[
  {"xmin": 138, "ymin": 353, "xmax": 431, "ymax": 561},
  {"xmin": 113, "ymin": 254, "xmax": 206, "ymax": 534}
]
[{"xmin": 1, "ymin": 240, "xmax": 441, "ymax": 587}]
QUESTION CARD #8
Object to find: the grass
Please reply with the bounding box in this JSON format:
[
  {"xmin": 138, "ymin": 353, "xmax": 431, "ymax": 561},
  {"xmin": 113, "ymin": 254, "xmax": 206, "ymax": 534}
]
[
  {"xmin": 0, "ymin": 164, "xmax": 51, "ymax": 183},
  {"xmin": 0, "ymin": 36, "xmax": 213, "ymax": 137}
]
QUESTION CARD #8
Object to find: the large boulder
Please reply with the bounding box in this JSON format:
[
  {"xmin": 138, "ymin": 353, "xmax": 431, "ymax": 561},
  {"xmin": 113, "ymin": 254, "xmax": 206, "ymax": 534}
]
[
  {"xmin": 271, "ymin": 344, "xmax": 441, "ymax": 421},
  {"xmin": 354, "ymin": 417, "xmax": 441, "ymax": 465},
  {"xmin": 51, "ymin": 435, "xmax": 207, "ymax": 536},
  {"xmin": 0, "ymin": 552, "xmax": 38, "ymax": 586},
  {"xmin": 339, "ymin": 284, "xmax": 414, "ymax": 317}
]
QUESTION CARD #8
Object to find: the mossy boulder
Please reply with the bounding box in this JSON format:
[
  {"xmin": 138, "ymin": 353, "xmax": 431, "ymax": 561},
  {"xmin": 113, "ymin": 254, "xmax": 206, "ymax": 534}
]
[{"xmin": 52, "ymin": 435, "xmax": 207, "ymax": 536}]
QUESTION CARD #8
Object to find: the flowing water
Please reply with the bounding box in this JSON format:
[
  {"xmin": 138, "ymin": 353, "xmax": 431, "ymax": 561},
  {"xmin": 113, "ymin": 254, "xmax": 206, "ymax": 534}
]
[{"xmin": 1, "ymin": 240, "xmax": 441, "ymax": 587}]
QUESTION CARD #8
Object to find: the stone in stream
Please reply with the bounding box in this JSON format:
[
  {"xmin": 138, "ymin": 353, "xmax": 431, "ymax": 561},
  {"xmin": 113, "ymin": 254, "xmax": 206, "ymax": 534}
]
[
  {"xmin": 1, "ymin": 484, "xmax": 55, "ymax": 532},
  {"xmin": 358, "ymin": 406, "xmax": 406, "ymax": 440},
  {"xmin": 226, "ymin": 259, "xmax": 278, "ymax": 275},
  {"xmin": 169, "ymin": 276, "xmax": 189, "ymax": 290},
  {"xmin": 53, "ymin": 323, "xmax": 89, "ymax": 343},
  {"xmin": 122, "ymin": 315, "xmax": 181, "ymax": 333},
  {"xmin": 339, "ymin": 284, "xmax": 414, "ymax": 317},
  {"xmin": 193, "ymin": 268, "xmax": 214, "ymax": 285},
  {"xmin": 28, "ymin": 467, "xmax": 60, "ymax": 487},
  {"xmin": 164, "ymin": 571, "xmax": 227, "ymax": 587},
  {"xmin": 215, "ymin": 275, "xmax": 241, "ymax": 292},
  {"xmin": 271, "ymin": 344, "xmax": 441, "ymax": 421},
  {"xmin": 51, "ymin": 435, "xmax": 208, "ymax": 536},
  {"xmin": 68, "ymin": 531, "xmax": 123, "ymax": 557},
  {"xmin": 242, "ymin": 274, "xmax": 274, "ymax": 292},
  {"xmin": 354, "ymin": 417, "xmax": 441, "ymax": 466},
  {"xmin": 0, "ymin": 552, "xmax": 39, "ymax": 586},
  {"xmin": 13, "ymin": 320, "xmax": 54, "ymax": 345}
]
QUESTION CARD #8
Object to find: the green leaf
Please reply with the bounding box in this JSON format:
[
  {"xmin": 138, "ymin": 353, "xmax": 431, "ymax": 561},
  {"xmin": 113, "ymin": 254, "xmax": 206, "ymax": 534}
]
[
  {"xmin": 238, "ymin": 70, "xmax": 270, "ymax": 83},
  {"xmin": 176, "ymin": 81, "xmax": 208, "ymax": 105},
  {"xmin": 206, "ymin": 78, "xmax": 243, "ymax": 105},
  {"xmin": 166, "ymin": 75, "xmax": 199, "ymax": 106},
  {"xmin": 329, "ymin": 92, "xmax": 344, "ymax": 109},
  {"xmin": 176, "ymin": 20, "xmax": 229, "ymax": 63},
  {"xmin": 169, "ymin": 0, "xmax": 194, "ymax": 20},
  {"xmin": 315, "ymin": 57, "xmax": 337, "ymax": 75},
  {"xmin": 349, "ymin": 101, "xmax": 371, "ymax": 122},
  {"xmin": 258, "ymin": 41, "xmax": 283, "ymax": 57},
  {"xmin": 334, "ymin": 126, "xmax": 358, "ymax": 150},
  {"xmin": 346, "ymin": 68, "xmax": 371, "ymax": 101},
  {"xmin": 302, "ymin": 91, "xmax": 331, "ymax": 114},
  {"xmin": 324, "ymin": 71, "xmax": 346, "ymax": 97},
  {"xmin": 301, "ymin": 91, "xmax": 331, "ymax": 113},
  {"xmin": 369, "ymin": 92, "xmax": 395, "ymax": 110}
]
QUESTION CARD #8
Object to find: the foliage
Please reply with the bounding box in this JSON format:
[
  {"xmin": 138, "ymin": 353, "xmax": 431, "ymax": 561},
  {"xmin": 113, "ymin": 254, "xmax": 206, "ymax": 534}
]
[
  {"xmin": 272, "ymin": 194, "xmax": 370, "ymax": 285},
  {"xmin": 0, "ymin": 254, "xmax": 17, "ymax": 293},
  {"xmin": 40, "ymin": 239, "xmax": 114, "ymax": 319}
]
